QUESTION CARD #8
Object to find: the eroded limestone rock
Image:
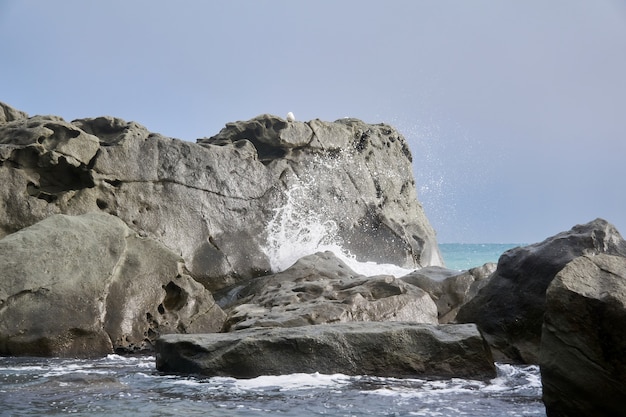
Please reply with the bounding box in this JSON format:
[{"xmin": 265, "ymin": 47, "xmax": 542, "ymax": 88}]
[
  {"xmin": 0, "ymin": 213, "xmax": 225, "ymax": 357},
  {"xmin": 0, "ymin": 105, "xmax": 442, "ymax": 293},
  {"xmin": 217, "ymin": 251, "xmax": 438, "ymax": 331}
]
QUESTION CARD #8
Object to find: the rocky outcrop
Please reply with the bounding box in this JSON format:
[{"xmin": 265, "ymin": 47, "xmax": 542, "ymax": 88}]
[
  {"xmin": 0, "ymin": 101, "xmax": 28, "ymax": 124},
  {"xmin": 401, "ymin": 263, "xmax": 496, "ymax": 323},
  {"xmin": 199, "ymin": 115, "xmax": 443, "ymax": 271},
  {"xmin": 156, "ymin": 322, "xmax": 496, "ymax": 380},
  {"xmin": 540, "ymin": 254, "xmax": 626, "ymax": 417},
  {"xmin": 0, "ymin": 212, "xmax": 225, "ymax": 357},
  {"xmin": 216, "ymin": 251, "xmax": 438, "ymax": 332},
  {"xmin": 456, "ymin": 218, "xmax": 626, "ymax": 363},
  {"xmin": 0, "ymin": 104, "xmax": 442, "ymax": 293}
]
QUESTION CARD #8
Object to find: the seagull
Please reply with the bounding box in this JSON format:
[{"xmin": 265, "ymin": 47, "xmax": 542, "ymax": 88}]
[{"xmin": 286, "ymin": 112, "xmax": 295, "ymax": 122}]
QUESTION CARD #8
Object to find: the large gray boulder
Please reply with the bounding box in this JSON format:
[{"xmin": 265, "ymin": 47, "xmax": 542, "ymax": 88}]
[
  {"xmin": 156, "ymin": 322, "xmax": 496, "ymax": 380},
  {"xmin": 0, "ymin": 104, "xmax": 442, "ymax": 293},
  {"xmin": 540, "ymin": 254, "xmax": 626, "ymax": 417},
  {"xmin": 0, "ymin": 212, "xmax": 225, "ymax": 357},
  {"xmin": 401, "ymin": 263, "xmax": 496, "ymax": 323},
  {"xmin": 456, "ymin": 218, "xmax": 626, "ymax": 363},
  {"xmin": 217, "ymin": 251, "xmax": 438, "ymax": 331}
]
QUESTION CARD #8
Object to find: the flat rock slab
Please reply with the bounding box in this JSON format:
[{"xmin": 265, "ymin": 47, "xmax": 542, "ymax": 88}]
[{"xmin": 156, "ymin": 322, "xmax": 496, "ymax": 380}]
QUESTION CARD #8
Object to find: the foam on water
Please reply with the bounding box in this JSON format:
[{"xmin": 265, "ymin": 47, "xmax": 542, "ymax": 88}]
[{"xmin": 231, "ymin": 372, "xmax": 352, "ymax": 391}]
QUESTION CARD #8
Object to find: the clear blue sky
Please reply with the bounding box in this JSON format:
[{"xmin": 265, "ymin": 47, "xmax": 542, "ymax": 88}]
[{"xmin": 2, "ymin": 1, "xmax": 625, "ymax": 243}]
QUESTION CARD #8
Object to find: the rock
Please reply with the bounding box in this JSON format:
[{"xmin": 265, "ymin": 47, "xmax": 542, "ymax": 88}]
[
  {"xmin": 0, "ymin": 101, "xmax": 28, "ymax": 124},
  {"xmin": 0, "ymin": 213, "xmax": 225, "ymax": 357},
  {"xmin": 456, "ymin": 218, "xmax": 626, "ymax": 363},
  {"xmin": 217, "ymin": 251, "xmax": 438, "ymax": 331},
  {"xmin": 0, "ymin": 107, "xmax": 442, "ymax": 293},
  {"xmin": 155, "ymin": 322, "xmax": 496, "ymax": 379},
  {"xmin": 200, "ymin": 114, "xmax": 443, "ymax": 270},
  {"xmin": 401, "ymin": 263, "xmax": 496, "ymax": 323},
  {"xmin": 540, "ymin": 254, "xmax": 626, "ymax": 417}
]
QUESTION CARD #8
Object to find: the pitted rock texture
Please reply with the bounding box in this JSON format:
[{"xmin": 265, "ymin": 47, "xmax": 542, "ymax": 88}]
[
  {"xmin": 156, "ymin": 322, "xmax": 496, "ymax": 380},
  {"xmin": 540, "ymin": 254, "xmax": 626, "ymax": 417},
  {"xmin": 456, "ymin": 218, "xmax": 626, "ymax": 363},
  {"xmin": 0, "ymin": 212, "xmax": 225, "ymax": 357},
  {"xmin": 0, "ymin": 103, "xmax": 442, "ymax": 293},
  {"xmin": 401, "ymin": 263, "xmax": 496, "ymax": 323},
  {"xmin": 216, "ymin": 251, "xmax": 438, "ymax": 331},
  {"xmin": 0, "ymin": 101, "xmax": 28, "ymax": 124}
]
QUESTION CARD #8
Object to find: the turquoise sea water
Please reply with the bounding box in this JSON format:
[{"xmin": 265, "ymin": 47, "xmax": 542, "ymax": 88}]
[{"xmin": 439, "ymin": 243, "xmax": 523, "ymax": 271}]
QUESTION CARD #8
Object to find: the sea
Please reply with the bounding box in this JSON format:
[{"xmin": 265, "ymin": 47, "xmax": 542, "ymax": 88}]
[{"xmin": 0, "ymin": 243, "xmax": 546, "ymax": 417}]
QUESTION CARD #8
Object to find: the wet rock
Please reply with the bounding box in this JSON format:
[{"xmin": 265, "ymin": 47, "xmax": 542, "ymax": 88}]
[
  {"xmin": 0, "ymin": 213, "xmax": 225, "ymax": 357},
  {"xmin": 401, "ymin": 263, "xmax": 496, "ymax": 323},
  {"xmin": 156, "ymin": 322, "xmax": 496, "ymax": 380},
  {"xmin": 540, "ymin": 254, "xmax": 626, "ymax": 417},
  {"xmin": 456, "ymin": 218, "xmax": 626, "ymax": 363},
  {"xmin": 217, "ymin": 251, "xmax": 438, "ymax": 331}
]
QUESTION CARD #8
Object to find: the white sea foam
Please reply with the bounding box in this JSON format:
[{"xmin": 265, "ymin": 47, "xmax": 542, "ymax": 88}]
[
  {"xmin": 231, "ymin": 372, "xmax": 352, "ymax": 391},
  {"xmin": 483, "ymin": 363, "xmax": 542, "ymax": 393},
  {"xmin": 262, "ymin": 157, "xmax": 416, "ymax": 278}
]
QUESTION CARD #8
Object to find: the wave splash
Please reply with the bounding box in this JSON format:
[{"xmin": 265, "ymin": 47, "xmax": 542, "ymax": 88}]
[{"xmin": 262, "ymin": 154, "xmax": 415, "ymax": 278}]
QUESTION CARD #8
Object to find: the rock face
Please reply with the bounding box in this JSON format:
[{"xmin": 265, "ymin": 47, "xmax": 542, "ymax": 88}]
[
  {"xmin": 156, "ymin": 322, "xmax": 496, "ymax": 380},
  {"xmin": 0, "ymin": 212, "xmax": 225, "ymax": 357},
  {"xmin": 456, "ymin": 218, "xmax": 626, "ymax": 363},
  {"xmin": 540, "ymin": 254, "xmax": 626, "ymax": 417},
  {"xmin": 199, "ymin": 115, "xmax": 443, "ymax": 271},
  {"xmin": 0, "ymin": 104, "xmax": 442, "ymax": 293},
  {"xmin": 0, "ymin": 101, "xmax": 28, "ymax": 124},
  {"xmin": 401, "ymin": 263, "xmax": 496, "ymax": 323},
  {"xmin": 216, "ymin": 251, "xmax": 438, "ymax": 331}
]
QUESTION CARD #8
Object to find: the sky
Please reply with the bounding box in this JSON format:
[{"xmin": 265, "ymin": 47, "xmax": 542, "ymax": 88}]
[{"xmin": 1, "ymin": 0, "xmax": 625, "ymax": 244}]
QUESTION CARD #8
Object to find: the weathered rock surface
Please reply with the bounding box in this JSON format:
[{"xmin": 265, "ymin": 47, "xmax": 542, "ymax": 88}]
[
  {"xmin": 156, "ymin": 322, "xmax": 496, "ymax": 379},
  {"xmin": 216, "ymin": 251, "xmax": 438, "ymax": 331},
  {"xmin": 0, "ymin": 104, "xmax": 442, "ymax": 293},
  {"xmin": 456, "ymin": 218, "xmax": 626, "ymax": 363},
  {"xmin": 540, "ymin": 254, "xmax": 626, "ymax": 417},
  {"xmin": 0, "ymin": 101, "xmax": 28, "ymax": 124},
  {"xmin": 199, "ymin": 114, "xmax": 443, "ymax": 271},
  {"xmin": 0, "ymin": 212, "xmax": 225, "ymax": 357},
  {"xmin": 401, "ymin": 263, "xmax": 496, "ymax": 323}
]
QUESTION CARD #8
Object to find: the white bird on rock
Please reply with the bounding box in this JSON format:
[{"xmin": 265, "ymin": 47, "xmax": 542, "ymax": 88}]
[{"xmin": 286, "ymin": 112, "xmax": 295, "ymax": 122}]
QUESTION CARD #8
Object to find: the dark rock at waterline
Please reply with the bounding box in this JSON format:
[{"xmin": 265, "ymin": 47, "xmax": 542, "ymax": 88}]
[
  {"xmin": 155, "ymin": 322, "xmax": 496, "ymax": 380},
  {"xmin": 0, "ymin": 212, "xmax": 225, "ymax": 357},
  {"xmin": 217, "ymin": 251, "xmax": 438, "ymax": 332},
  {"xmin": 0, "ymin": 103, "xmax": 442, "ymax": 292},
  {"xmin": 456, "ymin": 218, "xmax": 626, "ymax": 363},
  {"xmin": 401, "ymin": 263, "xmax": 496, "ymax": 323},
  {"xmin": 540, "ymin": 254, "xmax": 626, "ymax": 417}
]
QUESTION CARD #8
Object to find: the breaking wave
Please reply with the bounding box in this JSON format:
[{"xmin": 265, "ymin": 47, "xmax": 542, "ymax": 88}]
[{"xmin": 262, "ymin": 165, "xmax": 415, "ymax": 278}]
